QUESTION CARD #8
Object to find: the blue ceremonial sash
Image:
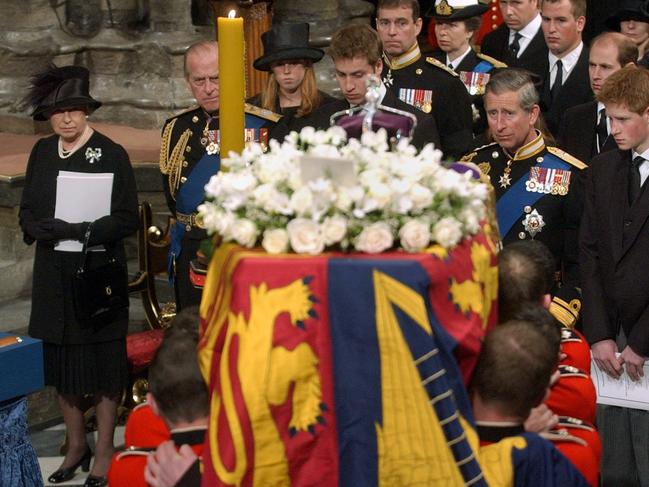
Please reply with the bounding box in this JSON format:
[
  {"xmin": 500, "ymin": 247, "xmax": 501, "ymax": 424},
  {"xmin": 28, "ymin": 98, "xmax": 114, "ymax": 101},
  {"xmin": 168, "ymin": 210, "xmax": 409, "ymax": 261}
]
[
  {"xmin": 168, "ymin": 152, "xmax": 220, "ymax": 281},
  {"xmin": 167, "ymin": 112, "xmax": 273, "ymax": 281},
  {"xmin": 474, "ymin": 61, "xmax": 494, "ymax": 73},
  {"xmin": 496, "ymin": 153, "xmax": 570, "ymax": 237}
]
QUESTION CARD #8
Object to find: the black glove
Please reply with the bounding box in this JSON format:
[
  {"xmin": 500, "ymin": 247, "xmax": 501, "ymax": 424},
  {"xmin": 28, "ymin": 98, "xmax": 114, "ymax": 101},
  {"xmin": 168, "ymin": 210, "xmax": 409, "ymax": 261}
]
[
  {"xmin": 23, "ymin": 220, "xmax": 56, "ymax": 242},
  {"xmin": 39, "ymin": 219, "xmax": 88, "ymax": 241}
]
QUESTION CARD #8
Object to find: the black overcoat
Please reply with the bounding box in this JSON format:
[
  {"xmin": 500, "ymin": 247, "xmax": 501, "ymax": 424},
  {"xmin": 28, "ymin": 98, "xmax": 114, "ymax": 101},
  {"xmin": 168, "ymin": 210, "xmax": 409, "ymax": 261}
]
[{"xmin": 19, "ymin": 131, "xmax": 139, "ymax": 344}]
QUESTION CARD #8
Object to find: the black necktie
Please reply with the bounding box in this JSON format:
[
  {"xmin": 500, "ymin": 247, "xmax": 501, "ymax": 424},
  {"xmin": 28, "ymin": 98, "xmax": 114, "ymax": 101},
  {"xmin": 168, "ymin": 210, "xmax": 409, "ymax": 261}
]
[
  {"xmin": 551, "ymin": 60, "xmax": 563, "ymax": 101},
  {"xmin": 596, "ymin": 108, "xmax": 608, "ymax": 153},
  {"xmin": 629, "ymin": 156, "xmax": 644, "ymax": 205},
  {"xmin": 509, "ymin": 32, "xmax": 522, "ymax": 58}
]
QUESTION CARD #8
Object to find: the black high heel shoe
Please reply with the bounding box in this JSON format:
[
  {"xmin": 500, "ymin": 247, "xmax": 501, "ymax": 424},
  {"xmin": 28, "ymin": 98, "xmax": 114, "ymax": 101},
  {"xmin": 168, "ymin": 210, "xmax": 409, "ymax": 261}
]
[
  {"xmin": 84, "ymin": 474, "xmax": 107, "ymax": 487},
  {"xmin": 47, "ymin": 446, "xmax": 92, "ymax": 483}
]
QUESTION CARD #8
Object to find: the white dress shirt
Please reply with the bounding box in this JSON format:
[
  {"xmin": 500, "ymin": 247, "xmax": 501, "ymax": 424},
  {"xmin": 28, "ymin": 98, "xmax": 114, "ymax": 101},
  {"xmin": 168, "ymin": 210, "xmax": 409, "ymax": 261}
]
[
  {"xmin": 632, "ymin": 148, "xmax": 649, "ymax": 187},
  {"xmin": 548, "ymin": 42, "xmax": 583, "ymax": 87},
  {"xmin": 447, "ymin": 46, "xmax": 472, "ymax": 70},
  {"xmin": 510, "ymin": 14, "xmax": 542, "ymax": 58}
]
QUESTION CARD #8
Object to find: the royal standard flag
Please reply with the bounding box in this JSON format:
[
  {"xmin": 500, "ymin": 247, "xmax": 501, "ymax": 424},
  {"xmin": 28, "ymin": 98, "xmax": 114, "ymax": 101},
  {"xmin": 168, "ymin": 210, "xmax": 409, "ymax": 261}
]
[{"xmin": 198, "ymin": 225, "xmax": 499, "ymax": 486}]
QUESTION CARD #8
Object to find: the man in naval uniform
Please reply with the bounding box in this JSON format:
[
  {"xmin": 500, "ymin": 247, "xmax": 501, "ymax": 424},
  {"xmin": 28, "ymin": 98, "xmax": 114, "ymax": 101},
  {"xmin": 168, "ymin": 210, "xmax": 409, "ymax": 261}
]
[
  {"xmin": 160, "ymin": 41, "xmax": 279, "ymax": 310},
  {"xmin": 461, "ymin": 68, "xmax": 586, "ymax": 328},
  {"xmin": 376, "ymin": 0, "xmax": 474, "ymax": 158}
]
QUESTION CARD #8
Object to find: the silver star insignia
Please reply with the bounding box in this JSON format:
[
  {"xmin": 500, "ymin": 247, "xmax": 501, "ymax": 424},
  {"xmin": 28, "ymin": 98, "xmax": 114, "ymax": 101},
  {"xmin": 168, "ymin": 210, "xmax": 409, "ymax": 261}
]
[
  {"xmin": 383, "ymin": 70, "xmax": 394, "ymax": 87},
  {"xmin": 499, "ymin": 173, "xmax": 512, "ymax": 188}
]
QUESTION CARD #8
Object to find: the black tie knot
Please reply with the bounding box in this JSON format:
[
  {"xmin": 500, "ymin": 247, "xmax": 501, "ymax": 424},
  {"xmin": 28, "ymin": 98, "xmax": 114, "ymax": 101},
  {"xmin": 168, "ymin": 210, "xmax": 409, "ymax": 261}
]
[
  {"xmin": 629, "ymin": 156, "xmax": 644, "ymax": 205},
  {"xmin": 596, "ymin": 108, "xmax": 608, "ymax": 153},
  {"xmin": 550, "ymin": 60, "xmax": 563, "ymax": 101},
  {"xmin": 509, "ymin": 33, "xmax": 522, "ymax": 58}
]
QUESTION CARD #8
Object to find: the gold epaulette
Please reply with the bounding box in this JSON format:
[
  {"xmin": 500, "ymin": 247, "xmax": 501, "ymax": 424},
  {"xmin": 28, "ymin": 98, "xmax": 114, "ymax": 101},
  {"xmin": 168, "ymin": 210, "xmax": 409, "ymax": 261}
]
[
  {"xmin": 426, "ymin": 56, "xmax": 459, "ymax": 77},
  {"xmin": 550, "ymin": 296, "xmax": 581, "ymax": 328},
  {"xmin": 460, "ymin": 142, "xmax": 498, "ymax": 162},
  {"xmin": 168, "ymin": 104, "xmax": 200, "ymax": 120},
  {"xmin": 159, "ymin": 117, "xmax": 192, "ymax": 200},
  {"xmin": 460, "ymin": 151, "xmax": 477, "ymax": 163},
  {"xmin": 547, "ymin": 146, "xmax": 587, "ymax": 170},
  {"xmin": 244, "ymin": 103, "xmax": 282, "ymax": 122},
  {"xmin": 476, "ymin": 53, "xmax": 507, "ymax": 69}
]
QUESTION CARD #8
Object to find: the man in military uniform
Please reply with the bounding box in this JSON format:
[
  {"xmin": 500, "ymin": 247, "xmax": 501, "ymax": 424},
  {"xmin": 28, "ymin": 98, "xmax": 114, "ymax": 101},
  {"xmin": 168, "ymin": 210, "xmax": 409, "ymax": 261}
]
[
  {"xmin": 462, "ymin": 68, "xmax": 586, "ymax": 326},
  {"xmin": 376, "ymin": 0, "xmax": 474, "ymax": 158},
  {"xmin": 428, "ymin": 0, "xmax": 508, "ymax": 137},
  {"xmin": 328, "ymin": 23, "xmax": 441, "ymax": 151},
  {"xmin": 160, "ymin": 41, "xmax": 279, "ymax": 310}
]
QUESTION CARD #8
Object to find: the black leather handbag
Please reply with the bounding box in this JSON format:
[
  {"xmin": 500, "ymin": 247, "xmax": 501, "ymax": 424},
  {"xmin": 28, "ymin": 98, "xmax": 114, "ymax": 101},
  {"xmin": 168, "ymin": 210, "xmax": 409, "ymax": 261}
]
[{"xmin": 72, "ymin": 223, "xmax": 129, "ymax": 321}]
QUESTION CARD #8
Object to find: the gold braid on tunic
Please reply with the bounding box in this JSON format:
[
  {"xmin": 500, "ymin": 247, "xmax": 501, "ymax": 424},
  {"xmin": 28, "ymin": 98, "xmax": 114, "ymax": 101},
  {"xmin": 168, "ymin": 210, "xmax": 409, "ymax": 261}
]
[{"xmin": 159, "ymin": 118, "xmax": 192, "ymax": 200}]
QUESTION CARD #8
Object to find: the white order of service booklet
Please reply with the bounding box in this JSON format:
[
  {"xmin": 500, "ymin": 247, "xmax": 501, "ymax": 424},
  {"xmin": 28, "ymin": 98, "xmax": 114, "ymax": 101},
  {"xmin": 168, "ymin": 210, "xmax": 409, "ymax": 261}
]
[
  {"xmin": 592, "ymin": 353, "xmax": 649, "ymax": 411},
  {"xmin": 54, "ymin": 171, "xmax": 113, "ymax": 252}
]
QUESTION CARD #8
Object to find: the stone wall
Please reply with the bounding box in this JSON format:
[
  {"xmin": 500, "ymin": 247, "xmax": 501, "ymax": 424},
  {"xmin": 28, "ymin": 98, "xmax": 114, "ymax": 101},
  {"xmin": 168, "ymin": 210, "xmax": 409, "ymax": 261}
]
[{"xmin": 0, "ymin": 0, "xmax": 374, "ymax": 131}]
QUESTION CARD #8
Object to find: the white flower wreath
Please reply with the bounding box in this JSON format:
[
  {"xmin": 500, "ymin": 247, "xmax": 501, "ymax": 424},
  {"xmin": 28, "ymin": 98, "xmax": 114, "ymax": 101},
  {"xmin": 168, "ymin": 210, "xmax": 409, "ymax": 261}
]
[{"xmin": 198, "ymin": 126, "xmax": 488, "ymax": 254}]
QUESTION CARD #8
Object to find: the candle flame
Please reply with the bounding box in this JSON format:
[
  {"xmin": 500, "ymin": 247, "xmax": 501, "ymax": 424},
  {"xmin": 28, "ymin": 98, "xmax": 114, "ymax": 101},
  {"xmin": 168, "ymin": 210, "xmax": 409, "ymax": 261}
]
[{"xmin": 228, "ymin": 10, "xmax": 236, "ymax": 19}]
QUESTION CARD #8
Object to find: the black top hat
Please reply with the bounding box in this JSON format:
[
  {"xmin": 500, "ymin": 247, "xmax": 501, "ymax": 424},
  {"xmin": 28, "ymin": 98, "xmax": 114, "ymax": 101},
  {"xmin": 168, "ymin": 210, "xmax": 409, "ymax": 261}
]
[
  {"xmin": 606, "ymin": 0, "xmax": 649, "ymax": 30},
  {"xmin": 27, "ymin": 65, "xmax": 102, "ymax": 121},
  {"xmin": 427, "ymin": 0, "xmax": 489, "ymax": 21},
  {"xmin": 253, "ymin": 23, "xmax": 324, "ymax": 72}
]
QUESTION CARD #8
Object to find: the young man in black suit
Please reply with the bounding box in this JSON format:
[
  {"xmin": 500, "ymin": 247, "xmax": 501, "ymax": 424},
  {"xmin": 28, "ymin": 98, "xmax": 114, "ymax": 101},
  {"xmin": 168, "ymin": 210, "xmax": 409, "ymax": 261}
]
[
  {"xmin": 328, "ymin": 23, "xmax": 441, "ymax": 152},
  {"xmin": 580, "ymin": 65, "xmax": 649, "ymax": 486},
  {"xmin": 558, "ymin": 32, "xmax": 638, "ymax": 164},
  {"xmin": 480, "ymin": 0, "xmax": 549, "ymax": 79},
  {"xmin": 539, "ymin": 0, "xmax": 592, "ymax": 137}
]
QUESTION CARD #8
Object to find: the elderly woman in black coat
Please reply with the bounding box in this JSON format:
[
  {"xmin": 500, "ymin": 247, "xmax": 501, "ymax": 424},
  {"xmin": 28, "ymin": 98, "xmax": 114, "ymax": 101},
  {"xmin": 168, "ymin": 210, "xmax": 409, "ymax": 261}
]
[{"xmin": 19, "ymin": 65, "xmax": 138, "ymax": 487}]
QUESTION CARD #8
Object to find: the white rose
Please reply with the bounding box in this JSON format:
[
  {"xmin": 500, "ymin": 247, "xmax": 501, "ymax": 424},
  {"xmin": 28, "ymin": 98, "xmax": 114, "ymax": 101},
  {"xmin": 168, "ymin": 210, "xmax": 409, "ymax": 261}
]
[
  {"xmin": 410, "ymin": 184, "xmax": 434, "ymax": 211},
  {"xmin": 367, "ymin": 181, "xmax": 392, "ymax": 208},
  {"xmin": 262, "ymin": 228, "xmax": 289, "ymax": 254},
  {"xmin": 256, "ymin": 157, "xmax": 289, "ymax": 184},
  {"xmin": 432, "ymin": 217, "xmax": 463, "ymax": 248},
  {"xmin": 399, "ymin": 220, "xmax": 431, "ymax": 252},
  {"xmin": 197, "ymin": 204, "xmax": 235, "ymax": 238},
  {"xmin": 299, "ymin": 126, "xmax": 316, "ymax": 145},
  {"xmin": 204, "ymin": 174, "xmax": 224, "ymax": 199},
  {"xmin": 290, "ymin": 187, "xmax": 314, "ymax": 216},
  {"xmin": 287, "ymin": 218, "xmax": 325, "ymax": 254},
  {"xmin": 355, "ymin": 222, "xmax": 394, "ymax": 254},
  {"xmin": 334, "ymin": 189, "xmax": 353, "ymax": 212},
  {"xmin": 231, "ymin": 218, "xmax": 259, "ymax": 248},
  {"xmin": 327, "ymin": 125, "xmax": 347, "ymax": 146},
  {"xmin": 322, "ymin": 216, "xmax": 348, "ymax": 245},
  {"xmin": 460, "ymin": 208, "xmax": 481, "ymax": 234}
]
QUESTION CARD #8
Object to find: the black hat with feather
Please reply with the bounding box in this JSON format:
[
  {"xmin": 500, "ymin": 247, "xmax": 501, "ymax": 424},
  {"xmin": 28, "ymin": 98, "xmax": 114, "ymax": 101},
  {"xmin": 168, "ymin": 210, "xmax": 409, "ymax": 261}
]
[{"xmin": 27, "ymin": 65, "xmax": 101, "ymax": 121}]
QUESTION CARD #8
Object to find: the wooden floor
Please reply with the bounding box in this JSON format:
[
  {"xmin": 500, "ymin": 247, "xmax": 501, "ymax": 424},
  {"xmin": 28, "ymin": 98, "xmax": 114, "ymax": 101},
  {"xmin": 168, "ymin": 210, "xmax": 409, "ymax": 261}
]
[{"xmin": 0, "ymin": 123, "xmax": 161, "ymax": 182}]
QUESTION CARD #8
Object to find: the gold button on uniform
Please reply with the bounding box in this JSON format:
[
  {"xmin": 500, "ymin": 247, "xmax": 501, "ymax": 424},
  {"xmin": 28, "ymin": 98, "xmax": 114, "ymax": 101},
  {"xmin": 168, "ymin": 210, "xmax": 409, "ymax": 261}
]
[
  {"xmin": 182, "ymin": 160, "xmax": 188, "ymax": 167},
  {"xmin": 519, "ymin": 232, "xmax": 526, "ymax": 239},
  {"xmin": 180, "ymin": 176, "xmax": 187, "ymax": 184},
  {"xmin": 186, "ymin": 146, "xmax": 191, "ymax": 153},
  {"xmin": 416, "ymin": 68, "xmax": 422, "ymax": 75},
  {"xmin": 192, "ymin": 115, "xmax": 199, "ymax": 123}
]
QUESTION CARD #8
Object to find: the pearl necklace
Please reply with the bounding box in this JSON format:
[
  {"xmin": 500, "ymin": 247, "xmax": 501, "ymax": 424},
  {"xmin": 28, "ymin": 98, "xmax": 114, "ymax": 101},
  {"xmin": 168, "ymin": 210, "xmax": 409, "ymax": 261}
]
[{"xmin": 58, "ymin": 125, "xmax": 93, "ymax": 159}]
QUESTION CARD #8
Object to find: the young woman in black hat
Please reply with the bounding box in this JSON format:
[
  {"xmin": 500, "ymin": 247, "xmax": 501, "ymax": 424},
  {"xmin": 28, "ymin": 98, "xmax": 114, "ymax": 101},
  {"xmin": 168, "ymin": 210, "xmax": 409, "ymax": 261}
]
[
  {"xmin": 20, "ymin": 65, "xmax": 138, "ymax": 487},
  {"xmin": 249, "ymin": 22, "xmax": 340, "ymax": 141},
  {"xmin": 607, "ymin": 0, "xmax": 649, "ymax": 62}
]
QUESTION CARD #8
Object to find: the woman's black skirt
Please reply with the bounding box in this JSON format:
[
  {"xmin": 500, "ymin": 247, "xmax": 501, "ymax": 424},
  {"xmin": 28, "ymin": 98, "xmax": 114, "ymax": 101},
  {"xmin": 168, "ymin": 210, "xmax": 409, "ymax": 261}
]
[{"xmin": 43, "ymin": 339, "xmax": 128, "ymax": 395}]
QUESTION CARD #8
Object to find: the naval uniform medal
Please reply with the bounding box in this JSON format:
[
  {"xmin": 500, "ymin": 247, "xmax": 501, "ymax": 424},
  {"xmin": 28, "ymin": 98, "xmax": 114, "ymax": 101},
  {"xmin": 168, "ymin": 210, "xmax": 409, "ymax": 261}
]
[{"xmin": 200, "ymin": 115, "xmax": 220, "ymax": 156}]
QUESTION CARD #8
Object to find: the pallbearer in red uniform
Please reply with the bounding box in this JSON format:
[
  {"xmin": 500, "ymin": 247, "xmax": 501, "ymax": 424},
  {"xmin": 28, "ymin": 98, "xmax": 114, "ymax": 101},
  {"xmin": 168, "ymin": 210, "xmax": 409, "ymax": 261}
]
[{"xmin": 109, "ymin": 327, "xmax": 208, "ymax": 487}]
